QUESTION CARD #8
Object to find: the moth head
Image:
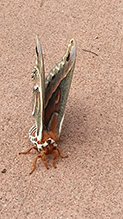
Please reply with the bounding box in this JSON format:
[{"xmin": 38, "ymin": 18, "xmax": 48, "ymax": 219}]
[
  {"xmin": 37, "ymin": 138, "xmax": 57, "ymax": 151},
  {"xmin": 40, "ymin": 138, "xmax": 55, "ymax": 146}
]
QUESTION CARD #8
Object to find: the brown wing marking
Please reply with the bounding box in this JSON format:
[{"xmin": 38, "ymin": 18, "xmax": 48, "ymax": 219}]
[
  {"xmin": 49, "ymin": 113, "xmax": 58, "ymax": 134},
  {"xmin": 44, "ymin": 88, "xmax": 61, "ymax": 135},
  {"xmin": 55, "ymin": 89, "xmax": 61, "ymax": 104}
]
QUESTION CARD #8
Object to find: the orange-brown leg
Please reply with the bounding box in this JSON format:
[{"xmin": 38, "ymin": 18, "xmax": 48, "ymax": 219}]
[
  {"xmin": 52, "ymin": 149, "xmax": 59, "ymax": 168},
  {"xmin": 40, "ymin": 151, "xmax": 49, "ymax": 169},
  {"xmin": 56, "ymin": 146, "xmax": 68, "ymax": 158},
  {"xmin": 30, "ymin": 154, "xmax": 41, "ymax": 174},
  {"xmin": 19, "ymin": 146, "xmax": 38, "ymax": 155}
]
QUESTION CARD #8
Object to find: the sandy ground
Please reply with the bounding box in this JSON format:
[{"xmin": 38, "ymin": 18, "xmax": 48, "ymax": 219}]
[{"xmin": 0, "ymin": 0, "xmax": 123, "ymax": 218}]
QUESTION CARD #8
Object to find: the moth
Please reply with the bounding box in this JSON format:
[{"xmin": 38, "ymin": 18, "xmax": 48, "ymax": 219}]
[{"xmin": 19, "ymin": 36, "xmax": 76, "ymax": 174}]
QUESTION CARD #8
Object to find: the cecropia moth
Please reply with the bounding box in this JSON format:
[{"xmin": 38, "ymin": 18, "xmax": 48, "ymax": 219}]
[{"xmin": 19, "ymin": 36, "xmax": 76, "ymax": 174}]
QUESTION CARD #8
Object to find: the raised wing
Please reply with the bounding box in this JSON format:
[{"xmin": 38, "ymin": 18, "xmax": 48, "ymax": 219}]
[
  {"xmin": 44, "ymin": 39, "xmax": 76, "ymax": 139},
  {"xmin": 31, "ymin": 36, "xmax": 45, "ymax": 142}
]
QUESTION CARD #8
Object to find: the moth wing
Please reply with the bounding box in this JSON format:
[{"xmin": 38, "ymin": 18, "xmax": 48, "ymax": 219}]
[
  {"xmin": 31, "ymin": 36, "xmax": 45, "ymax": 141},
  {"xmin": 44, "ymin": 39, "xmax": 76, "ymax": 139}
]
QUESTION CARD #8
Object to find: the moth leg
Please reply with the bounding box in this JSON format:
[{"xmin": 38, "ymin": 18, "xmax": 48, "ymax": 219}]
[
  {"xmin": 52, "ymin": 149, "xmax": 59, "ymax": 168},
  {"xmin": 40, "ymin": 151, "xmax": 49, "ymax": 169},
  {"xmin": 56, "ymin": 146, "xmax": 68, "ymax": 158},
  {"xmin": 30, "ymin": 154, "xmax": 41, "ymax": 174},
  {"xmin": 19, "ymin": 146, "xmax": 38, "ymax": 154}
]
